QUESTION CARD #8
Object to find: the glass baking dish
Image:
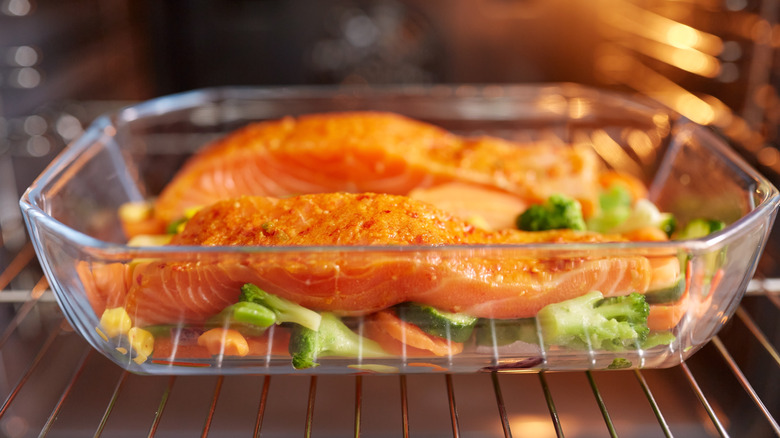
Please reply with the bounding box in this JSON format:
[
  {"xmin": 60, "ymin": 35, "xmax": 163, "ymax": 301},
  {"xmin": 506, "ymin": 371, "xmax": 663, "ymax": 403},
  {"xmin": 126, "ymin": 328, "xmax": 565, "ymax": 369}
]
[{"xmin": 19, "ymin": 84, "xmax": 779, "ymax": 375}]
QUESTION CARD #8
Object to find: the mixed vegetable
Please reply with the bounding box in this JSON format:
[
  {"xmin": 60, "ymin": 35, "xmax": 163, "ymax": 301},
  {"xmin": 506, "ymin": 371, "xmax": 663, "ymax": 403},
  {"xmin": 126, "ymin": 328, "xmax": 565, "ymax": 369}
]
[
  {"xmin": 100, "ymin": 180, "xmax": 727, "ymax": 371},
  {"xmin": 97, "ymin": 280, "xmax": 678, "ymax": 369}
]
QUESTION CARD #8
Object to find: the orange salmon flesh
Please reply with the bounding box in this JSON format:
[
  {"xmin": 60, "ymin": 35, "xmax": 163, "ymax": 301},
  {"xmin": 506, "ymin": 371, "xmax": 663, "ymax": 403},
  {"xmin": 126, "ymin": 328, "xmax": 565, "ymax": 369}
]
[
  {"xmin": 86, "ymin": 193, "xmax": 676, "ymax": 326},
  {"xmin": 151, "ymin": 111, "xmax": 602, "ymax": 227}
]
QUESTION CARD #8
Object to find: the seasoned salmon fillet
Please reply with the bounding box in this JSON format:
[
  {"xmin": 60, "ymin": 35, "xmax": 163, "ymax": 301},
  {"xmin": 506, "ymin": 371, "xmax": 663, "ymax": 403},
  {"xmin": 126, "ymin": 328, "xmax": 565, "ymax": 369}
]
[
  {"xmin": 151, "ymin": 112, "xmax": 601, "ymax": 227},
  {"xmin": 106, "ymin": 193, "xmax": 657, "ymax": 325}
]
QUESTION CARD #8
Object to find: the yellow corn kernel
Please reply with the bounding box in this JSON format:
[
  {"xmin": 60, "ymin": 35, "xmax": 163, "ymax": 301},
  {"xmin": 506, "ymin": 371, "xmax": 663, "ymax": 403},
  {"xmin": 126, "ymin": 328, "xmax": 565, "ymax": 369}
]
[
  {"xmin": 99, "ymin": 307, "xmax": 132, "ymax": 338},
  {"xmin": 127, "ymin": 234, "xmax": 173, "ymax": 247},
  {"xmin": 184, "ymin": 206, "xmax": 203, "ymax": 219},
  {"xmin": 127, "ymin": 327, "xmax": 154, "ymax": 364},
  {"xmin": 198, "ymin": 328, "xmax": 250, "ymax": 357},
  {"xmin": 128, "ymin": 327, "xmax": 154, "ymax": 356},
  {"xmin": 118, "ymin": 201, "xmax": 153, "ymax": 223}
]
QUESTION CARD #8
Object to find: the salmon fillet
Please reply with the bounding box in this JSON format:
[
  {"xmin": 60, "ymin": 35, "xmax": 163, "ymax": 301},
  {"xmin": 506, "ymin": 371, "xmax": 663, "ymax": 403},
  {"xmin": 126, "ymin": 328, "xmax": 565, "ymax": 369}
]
[
  {"xmin": 152, "ymin": 112, "xmax": 601, "ymax": 226},
  {"xmin": 111, "ymin": 193, "xmax": 653, "ymax": 325}
]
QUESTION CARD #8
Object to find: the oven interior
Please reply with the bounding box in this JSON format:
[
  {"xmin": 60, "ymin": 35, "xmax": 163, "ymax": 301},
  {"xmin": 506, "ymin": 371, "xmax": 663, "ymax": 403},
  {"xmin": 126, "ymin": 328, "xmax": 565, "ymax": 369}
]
[{"xmin": 1, "ymin": 0, "xmax": 779, "ymax": 436}]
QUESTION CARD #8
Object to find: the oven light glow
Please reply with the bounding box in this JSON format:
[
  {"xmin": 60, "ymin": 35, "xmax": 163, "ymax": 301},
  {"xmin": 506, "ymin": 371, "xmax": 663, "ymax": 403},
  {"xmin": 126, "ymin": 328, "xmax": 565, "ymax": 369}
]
[
  {"xmin": 568, "ymin": 98, "xmax": 590, "ymax": 119},
  {"xmin": 602, "ymin": 2, "xmax": 723, "ymax": 56},
  {"xmin": 597, "ymin": 54, "xmax": 720, "ymax": 126},
  {"xmin": 757, "ymin": 147, "xmax": 779, "ymax": 167},
  {"xmin": 671, "ymin": 49, "xmax": 720, "ymax": 78},
  {"xmin": 1, "ymin": 0, "xmax": 31, "ymax": 16},
  {"xmin": 666, "ymin": 24, "xmax": 700, "ymax": 50},
  {"xmin": 626, "ymin": 129, "xmax": 657, "ymax": 166},
  {"xmin": 26, "ymin": 136, "xmax": 50, "ymax": 157},
  {"xmin": 626, "ymin": 38, "xmax": 721, "ymax": 78},
  {"xmin": 581, "ymin": 130, "xmax": 644, "ymax": 178},
  {"xmin": 509, "ymin": 415, "xmax": 565, "ymax": 437},
  {"xmin": 674, "ymin": 94, "xmax": 716, "ymax": 125}
]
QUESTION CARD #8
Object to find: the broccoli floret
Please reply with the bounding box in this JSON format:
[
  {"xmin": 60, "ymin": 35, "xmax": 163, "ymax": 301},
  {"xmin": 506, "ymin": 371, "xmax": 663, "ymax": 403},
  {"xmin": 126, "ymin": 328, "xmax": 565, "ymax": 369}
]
[
  {"xmin": 674, "ymin": 218, "xmax": 726, "ymax": 240},
  {"xmin": 537, "ymin": 291, "xmax": 650, "ymax": 351},
  {"xmin": 396, "ymin": 303, "xmax": 478, "ymax": 343},
  {"xmin": 658, "ymin": 215, "xmax": 677, "ymax": 237},
  {"xmin": 642, "ymin": 331, "xmax": 677, "ymax": 349},
  {"xmin": 610, "ymin": 199, "xmax": 676, "ymax": 236},
  {"xmin": 516, "ymin": 194, "xmax": 586, "ymax": 231},
  {"xmin": 587, "ymin": 186, "xmax": 676, "ymax": 236},
  {"xmin": 475, "ymin": 318, "xmax": 539, "ymax": 347},
  {"xmin": 607, "ymin": 357, "xmax": 632, "ymax": 369},
  {"xmin": 166, "ymin": 206, "xmax": 203, "ymax": 234},
  {"xmin": 587, "ymin": 185, "xmax": 633, "ymax": 233},
  {"xmin": 289, "ymin": 313, "xmax": 389, "ymax": 369},
  {"xmin": 240, "ymin": 283, "xmax": 322, "ymax": 331},
  {"xmin": 208, "ymin": 301, "xmax": 277, "ymax": 336}
]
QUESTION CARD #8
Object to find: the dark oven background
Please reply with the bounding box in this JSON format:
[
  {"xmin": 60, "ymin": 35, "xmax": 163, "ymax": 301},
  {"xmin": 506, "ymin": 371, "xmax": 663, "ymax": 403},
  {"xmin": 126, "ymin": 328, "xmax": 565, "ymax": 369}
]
[{"xmin": 3, "ymin": 0, "xmax": 780, "ymax": 266}]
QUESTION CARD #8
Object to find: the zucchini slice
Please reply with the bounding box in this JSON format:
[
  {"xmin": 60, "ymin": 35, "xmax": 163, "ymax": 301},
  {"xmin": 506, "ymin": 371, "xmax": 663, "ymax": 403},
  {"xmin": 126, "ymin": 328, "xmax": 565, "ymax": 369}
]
[
  {"xmin": 644, "ymin": 277, "xmax": 685, "ymax": 304},
  {"xmin": 396, "ymin": 303, "xmax": 478, "ymax": 343}
]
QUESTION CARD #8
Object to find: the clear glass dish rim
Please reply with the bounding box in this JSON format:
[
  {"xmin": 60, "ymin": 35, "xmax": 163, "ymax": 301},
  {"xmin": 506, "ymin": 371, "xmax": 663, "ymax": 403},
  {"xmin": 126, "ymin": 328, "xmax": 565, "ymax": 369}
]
[{"xmin": 19, "ymin": 84, "xmax": 780, "ymax": 259}]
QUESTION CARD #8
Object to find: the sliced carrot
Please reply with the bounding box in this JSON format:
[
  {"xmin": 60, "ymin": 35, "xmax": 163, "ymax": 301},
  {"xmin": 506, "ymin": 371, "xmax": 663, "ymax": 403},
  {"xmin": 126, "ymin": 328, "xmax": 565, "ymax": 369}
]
[
  {"xmin": 197, "ymin": 328, "xmax": 250, "ymax": 357},
  {"xmin": 647, "ymin": 258, "xmax": 692, "ymax": 331},
  {"xmin": 246, "ymin": 328, "xmax": 291, "ymax": 356},
  {"xmin": 707, "ymin": 269, "xmax": 725, "ymax": 296},
  {"xmin": 648, "ymin": 292, "xmax": 689, "ymax": 331},
  {"xmin": 364, "ymin": 327, "xmax": 433, "ymax": 357},
  {"xmin": 365, "ymin": 310, "xmax": 463, "ymax": 357},
  {"xmin": 645, "ymin": 264, "xmax": 726, "ymax": 331},
  {"xmin": 152, "ymin": 329, "xmax": 289, "ymax": 360},
  {"xmin": 407, "ymin": 362, "xmax": 449, "ymax": 372},
  {"xmin": 598, "ymin": 170, "xmax": 648, "ymax": 201}
]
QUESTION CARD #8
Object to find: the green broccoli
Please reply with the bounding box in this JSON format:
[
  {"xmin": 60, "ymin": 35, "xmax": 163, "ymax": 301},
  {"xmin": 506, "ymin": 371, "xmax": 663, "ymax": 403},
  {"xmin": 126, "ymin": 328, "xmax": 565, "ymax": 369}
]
[
  {"xmin": 586, "ymin": 185, "xmax": 633, "ymax": 233},
  {"xmin": 165, "ymin": 206, "xmax": 203, "ymax": 234},
  {"xmin": 642, "ymin": 331, "xmax": 677, "ymax": 349},
  {"xmin": 674, "ymin": 218, "xmax": 726, "ymax": 240},
  {"xmin": 537, "ymin": 291, "xmax": 651, "ymax": 350},
  {"xmin": 475, "ymin": 318, "xmax": 539, "ymax": 347},
  {"xmin": 240, "ymin": 283, "xmax": 321, "ymax": 331},
  {"xmin": 206, "ymin": 301, "xmax": 277, "ymax": 336},
  {"xmin": 607, "ymin": 357, "xmax": 632, "ymax": 369},
  {"xmin": 289, "ymin": 313, "xmax": 389, "ymax": 369},
  {"xmin": 674, "ymin": 218, "xmax": 728, "ymax": 290},
  {"xmin": 587, "ymin": 185, "xmax": 676, "ymax": 236},
  {"xmin": 395, "ymin": 303, "xmax": 478, "ymax": 343},
  {"xmin": 516, "ymin": 194, "xmax": 586, "ymax": 231},
  {"xmin": 611, "ymin": 199, "xmax": 676, "ymax": 236}
]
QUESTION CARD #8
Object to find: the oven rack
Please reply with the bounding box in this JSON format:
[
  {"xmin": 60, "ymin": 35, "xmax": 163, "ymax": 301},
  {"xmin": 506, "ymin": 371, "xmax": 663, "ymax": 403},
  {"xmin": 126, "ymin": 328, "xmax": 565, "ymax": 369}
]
[{"xmin": 0, "ymin": 240, "xmax": 777, "ymax": 437}]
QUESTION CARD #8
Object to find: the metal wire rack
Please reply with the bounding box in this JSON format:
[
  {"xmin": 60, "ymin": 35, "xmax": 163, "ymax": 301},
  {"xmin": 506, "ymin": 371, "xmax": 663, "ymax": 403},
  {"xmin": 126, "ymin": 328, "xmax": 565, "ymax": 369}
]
[
  {"xmin": 0, "ymin": 105, "xmax": 778, "ymax": 438},
  {"xmin": 0, "ymin": 242, "xmax": 777, "ymax": 437}
]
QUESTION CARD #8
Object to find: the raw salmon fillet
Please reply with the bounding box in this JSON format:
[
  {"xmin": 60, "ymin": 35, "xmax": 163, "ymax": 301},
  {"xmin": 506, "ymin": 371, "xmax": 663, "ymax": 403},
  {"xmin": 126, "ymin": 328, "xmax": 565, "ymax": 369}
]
[
  {"xmin": 151, "ymin": 112, "xmax": 601, "ymax": 226},
  {"xmin": 111, "ymin": 193, "xmax": 655, "ymax": 325}
]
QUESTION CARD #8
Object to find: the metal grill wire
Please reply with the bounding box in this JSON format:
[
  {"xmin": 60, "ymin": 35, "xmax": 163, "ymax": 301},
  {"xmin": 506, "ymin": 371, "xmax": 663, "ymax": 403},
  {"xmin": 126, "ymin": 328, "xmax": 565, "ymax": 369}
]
[{"xmin": 0, "ymin": 228, "xmax": 777, "ymax": 437}]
